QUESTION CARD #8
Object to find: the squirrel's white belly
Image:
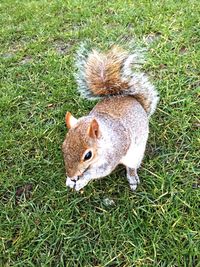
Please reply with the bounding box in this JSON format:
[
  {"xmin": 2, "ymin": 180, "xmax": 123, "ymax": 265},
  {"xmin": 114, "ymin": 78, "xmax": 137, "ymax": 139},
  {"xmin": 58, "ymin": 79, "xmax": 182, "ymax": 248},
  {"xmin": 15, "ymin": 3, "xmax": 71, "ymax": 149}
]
[{"xmin": 120, "ymin": 141, "xmax": 147, "ymax": 169}]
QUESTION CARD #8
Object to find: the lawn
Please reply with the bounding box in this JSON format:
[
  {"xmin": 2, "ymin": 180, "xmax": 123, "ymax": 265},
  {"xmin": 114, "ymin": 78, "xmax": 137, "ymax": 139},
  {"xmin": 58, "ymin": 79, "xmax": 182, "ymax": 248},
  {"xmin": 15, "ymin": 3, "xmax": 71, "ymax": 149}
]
[{"xmin": 0, "ymin": 0, "xmax": 200, "ymax": 266}]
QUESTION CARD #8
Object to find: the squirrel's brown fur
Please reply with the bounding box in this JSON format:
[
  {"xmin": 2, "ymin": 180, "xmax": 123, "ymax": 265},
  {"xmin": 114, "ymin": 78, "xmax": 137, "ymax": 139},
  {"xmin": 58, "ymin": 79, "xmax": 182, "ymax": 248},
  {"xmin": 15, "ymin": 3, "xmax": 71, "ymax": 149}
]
[{"xmin": 85, "ymin": 46, "xmax": 129, "ymax": 95}]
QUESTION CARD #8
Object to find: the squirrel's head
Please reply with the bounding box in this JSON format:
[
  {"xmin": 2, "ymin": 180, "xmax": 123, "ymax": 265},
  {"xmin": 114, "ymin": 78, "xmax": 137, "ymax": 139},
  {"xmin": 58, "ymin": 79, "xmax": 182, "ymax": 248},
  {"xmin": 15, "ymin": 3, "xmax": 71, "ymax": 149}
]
[{"xmin": 62, "ymin": 112, "xmax": 100, "ymax": 179}]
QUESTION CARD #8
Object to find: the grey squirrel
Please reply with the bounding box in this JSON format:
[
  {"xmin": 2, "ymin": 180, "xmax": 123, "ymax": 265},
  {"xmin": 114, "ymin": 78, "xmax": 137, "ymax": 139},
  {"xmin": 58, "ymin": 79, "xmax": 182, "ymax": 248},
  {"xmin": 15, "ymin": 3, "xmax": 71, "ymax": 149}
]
[{"xmin": 62, "ymin": 45, "xmax": 159, "ymax": 191}]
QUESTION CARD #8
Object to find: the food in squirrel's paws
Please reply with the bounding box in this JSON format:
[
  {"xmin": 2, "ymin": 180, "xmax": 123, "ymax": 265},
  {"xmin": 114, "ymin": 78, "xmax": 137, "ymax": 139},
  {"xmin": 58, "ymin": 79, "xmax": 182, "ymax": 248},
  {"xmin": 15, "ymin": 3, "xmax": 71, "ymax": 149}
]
[{"xmin": 62, "ymin": 45, "xmax": 159, "ymax": 192}]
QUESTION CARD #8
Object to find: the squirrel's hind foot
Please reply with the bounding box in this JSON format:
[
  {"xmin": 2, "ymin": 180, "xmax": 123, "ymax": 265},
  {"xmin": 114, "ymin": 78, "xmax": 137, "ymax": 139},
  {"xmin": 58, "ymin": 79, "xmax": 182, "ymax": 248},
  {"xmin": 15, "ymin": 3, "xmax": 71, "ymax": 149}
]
[{"xmin": 126, "ymin": 167, "xmax": 140, "ymax": 191}]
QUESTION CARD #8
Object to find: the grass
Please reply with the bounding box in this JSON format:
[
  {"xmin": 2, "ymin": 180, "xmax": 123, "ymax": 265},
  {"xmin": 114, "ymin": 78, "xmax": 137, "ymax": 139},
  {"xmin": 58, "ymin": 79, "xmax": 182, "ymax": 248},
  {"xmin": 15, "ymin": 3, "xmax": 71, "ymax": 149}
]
[{"xmin": 0, "ymin": 0, "xmax": 200, "ymax": 266}]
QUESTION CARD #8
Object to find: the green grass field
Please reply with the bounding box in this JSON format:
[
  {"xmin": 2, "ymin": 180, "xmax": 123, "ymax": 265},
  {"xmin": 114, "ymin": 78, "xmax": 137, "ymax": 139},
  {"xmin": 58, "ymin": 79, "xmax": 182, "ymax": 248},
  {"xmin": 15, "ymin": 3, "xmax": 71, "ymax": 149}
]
[{"xmin": 0, "ymin": 0, "xmax": 200, "ymax": 266}]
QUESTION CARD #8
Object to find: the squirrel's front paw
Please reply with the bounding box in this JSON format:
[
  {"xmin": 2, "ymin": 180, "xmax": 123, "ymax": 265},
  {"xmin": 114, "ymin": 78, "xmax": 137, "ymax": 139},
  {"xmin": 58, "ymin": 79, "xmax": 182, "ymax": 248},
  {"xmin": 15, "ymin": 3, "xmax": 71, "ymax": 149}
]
[
  {"xmin": 74, "ymin": 178, "xmax": 89, "ymax": 191},
  {"xmin": 74, "ymin": 180, "xmax": 85, "ymax": 191},
  {"xmin": 66, "ymin": 177, "xmax": 76, "ymax": 189},
  {"xmin": 66, "ymin": 176, "xmax": 90, "ymax": 192}
]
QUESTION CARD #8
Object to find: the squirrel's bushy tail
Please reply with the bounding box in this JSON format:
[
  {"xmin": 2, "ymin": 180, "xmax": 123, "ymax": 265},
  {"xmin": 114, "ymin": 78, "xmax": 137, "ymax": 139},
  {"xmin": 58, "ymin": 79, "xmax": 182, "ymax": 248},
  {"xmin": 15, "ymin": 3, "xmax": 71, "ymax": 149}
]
[{"xmin": 75, "ymin": 44, "xmax": 159, "ymax": 117}]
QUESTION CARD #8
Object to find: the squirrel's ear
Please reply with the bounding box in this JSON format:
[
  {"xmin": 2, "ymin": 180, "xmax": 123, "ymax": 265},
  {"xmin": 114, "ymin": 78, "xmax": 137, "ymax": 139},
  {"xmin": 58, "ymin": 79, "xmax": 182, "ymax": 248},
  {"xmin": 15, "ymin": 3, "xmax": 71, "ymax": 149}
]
[
  {"xmin": 65, "ymin": 112, "xmax": 78, "ymax": 129},
  {"xmin": 88, "ymin": 119, "xmax": 99, "ymax": 139}
]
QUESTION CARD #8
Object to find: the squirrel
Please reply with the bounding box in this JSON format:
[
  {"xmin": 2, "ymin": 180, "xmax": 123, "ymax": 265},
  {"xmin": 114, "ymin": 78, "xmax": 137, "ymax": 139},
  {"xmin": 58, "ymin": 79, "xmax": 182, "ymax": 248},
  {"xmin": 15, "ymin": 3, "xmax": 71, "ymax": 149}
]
[{"xmin": 62, "ymin": 45, "xmax": 159, "ymax": 192}]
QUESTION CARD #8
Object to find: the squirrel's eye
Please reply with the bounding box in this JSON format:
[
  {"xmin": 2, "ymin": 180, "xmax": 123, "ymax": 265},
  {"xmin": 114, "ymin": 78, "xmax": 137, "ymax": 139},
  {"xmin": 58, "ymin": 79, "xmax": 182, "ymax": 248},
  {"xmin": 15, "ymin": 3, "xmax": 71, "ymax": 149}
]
[{"xmin": 84, "ymin": 151, "xmax": 92, "ymax": 161}]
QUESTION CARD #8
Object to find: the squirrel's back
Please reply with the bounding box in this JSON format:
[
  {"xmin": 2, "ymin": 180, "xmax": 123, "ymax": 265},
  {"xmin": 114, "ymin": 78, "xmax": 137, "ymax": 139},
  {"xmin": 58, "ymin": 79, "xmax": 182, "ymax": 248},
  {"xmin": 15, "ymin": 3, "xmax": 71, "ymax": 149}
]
[
  {"xmin": 90, "ymin": 96, "xmax": 142, "ymax": 119},
  {"xmin": 75, "ymin": 44, "xmax": 159, "ymax": 117},
  {"xmin": 90, "ymin": 96, "xmax": 148, "ymax": 140}
]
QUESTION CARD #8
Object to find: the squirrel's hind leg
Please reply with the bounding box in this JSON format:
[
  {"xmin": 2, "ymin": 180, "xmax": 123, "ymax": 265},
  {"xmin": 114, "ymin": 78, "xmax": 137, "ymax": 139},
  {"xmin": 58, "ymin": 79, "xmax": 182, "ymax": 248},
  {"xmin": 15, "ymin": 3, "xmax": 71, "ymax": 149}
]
[{"xmin": 126, "ymin": 167, "xmax": 140, "ymax": 191}]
